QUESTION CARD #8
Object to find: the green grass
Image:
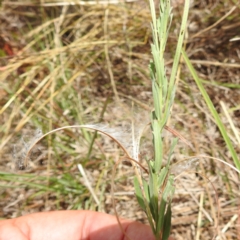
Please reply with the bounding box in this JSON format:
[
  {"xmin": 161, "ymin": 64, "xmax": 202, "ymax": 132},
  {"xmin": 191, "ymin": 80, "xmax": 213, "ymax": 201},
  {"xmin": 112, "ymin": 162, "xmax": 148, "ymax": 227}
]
[
  {"xmin": 0, "ymin": 171, "xmax": 88, "ymax": 212},
  {"xmin": 182, "ymin": 50, "xmax": 240, "ymax": 170}
]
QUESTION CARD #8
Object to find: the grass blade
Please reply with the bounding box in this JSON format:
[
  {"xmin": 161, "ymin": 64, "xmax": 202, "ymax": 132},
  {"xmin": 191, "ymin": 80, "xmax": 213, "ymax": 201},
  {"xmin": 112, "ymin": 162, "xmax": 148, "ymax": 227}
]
[
  {"xmin": 162, "ymin": 203, "xmax": 172, "ymax": 240},
  {"xmin": 182, "ymin": 49, "xmax": 240, "ymax": 170},
  {"xmin": 133, "ymin": 176, "xmax": 146, "ymax": 210}
]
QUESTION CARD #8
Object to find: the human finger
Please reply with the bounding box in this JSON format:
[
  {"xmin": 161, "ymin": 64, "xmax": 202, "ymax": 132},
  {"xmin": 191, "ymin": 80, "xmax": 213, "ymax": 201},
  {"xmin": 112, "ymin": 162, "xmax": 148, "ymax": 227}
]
[{"xmin": 0, "ymin": 210, "xmax": 163, "ymax": 240}]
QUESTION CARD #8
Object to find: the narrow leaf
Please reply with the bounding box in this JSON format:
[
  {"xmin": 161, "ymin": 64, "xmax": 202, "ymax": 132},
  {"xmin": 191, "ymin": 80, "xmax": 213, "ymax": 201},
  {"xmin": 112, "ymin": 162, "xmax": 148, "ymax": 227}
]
[
  {"xmin": 156, "ymin": 198, "xmax": 167, "ymax": 234},
  {"xmin": 157, "ymin": 166, "xmax": 168, "ymax": 188},
  {"xmin": 152, "ymin": 81, "xmax": 161, "ymax": 119},
  {"xmin": 182, "ymin": 50, "xmax": 240, "ymax": 170},
  {"xmin": 134, "ymin": 176, "xmax": 146, "ymax": 211},
  {"xmin": 152, "ymin": 120, "xmax": 163, "ymax": 173},
  {"xmin": 162, "ymin": 203, "xmax": 172, "ymax": 240}
]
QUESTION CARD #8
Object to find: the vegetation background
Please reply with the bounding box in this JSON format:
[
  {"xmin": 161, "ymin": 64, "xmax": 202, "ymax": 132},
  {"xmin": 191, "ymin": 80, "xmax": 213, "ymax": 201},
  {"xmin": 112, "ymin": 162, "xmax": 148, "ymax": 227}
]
[{"xmin": 0, "ymin": 0, "xmax": 239, "ymax": 239}]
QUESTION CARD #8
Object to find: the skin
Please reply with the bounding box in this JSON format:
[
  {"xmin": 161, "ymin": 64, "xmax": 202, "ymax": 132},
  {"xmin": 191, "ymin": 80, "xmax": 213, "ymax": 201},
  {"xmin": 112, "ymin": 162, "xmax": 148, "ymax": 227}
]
[{"xmin": 0, "ymin": 210, "xmax": 174, "ymax": 240}]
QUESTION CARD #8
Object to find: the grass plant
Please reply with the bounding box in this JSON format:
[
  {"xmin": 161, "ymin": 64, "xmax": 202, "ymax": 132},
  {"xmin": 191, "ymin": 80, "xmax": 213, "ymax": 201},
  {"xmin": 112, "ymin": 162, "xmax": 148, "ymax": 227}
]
[{"xmin": 132, "ymin": 0, "xmax": 190, "ymax": 239}]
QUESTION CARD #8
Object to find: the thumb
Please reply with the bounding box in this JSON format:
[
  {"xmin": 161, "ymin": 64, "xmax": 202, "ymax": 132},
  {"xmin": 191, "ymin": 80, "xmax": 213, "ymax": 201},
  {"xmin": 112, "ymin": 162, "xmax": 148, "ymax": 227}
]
[{"xmin": 0, "ymin": 210, "xmax": 173, "ymax": 240}]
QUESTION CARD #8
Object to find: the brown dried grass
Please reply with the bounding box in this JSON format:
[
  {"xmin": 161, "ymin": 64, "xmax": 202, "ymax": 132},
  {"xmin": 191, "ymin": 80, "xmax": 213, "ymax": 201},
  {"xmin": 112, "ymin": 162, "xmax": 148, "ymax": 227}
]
[{"xmin": 0, "ymin": 0, "xmax": 239, "ymax": 239}]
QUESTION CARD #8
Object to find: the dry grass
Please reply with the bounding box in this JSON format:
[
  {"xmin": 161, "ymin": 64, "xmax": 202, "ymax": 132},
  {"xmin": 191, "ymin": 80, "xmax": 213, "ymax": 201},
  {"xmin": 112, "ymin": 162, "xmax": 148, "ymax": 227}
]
[{"xmin": 0, "ymin": 0, "xmax": 239, "ymax": 239}]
